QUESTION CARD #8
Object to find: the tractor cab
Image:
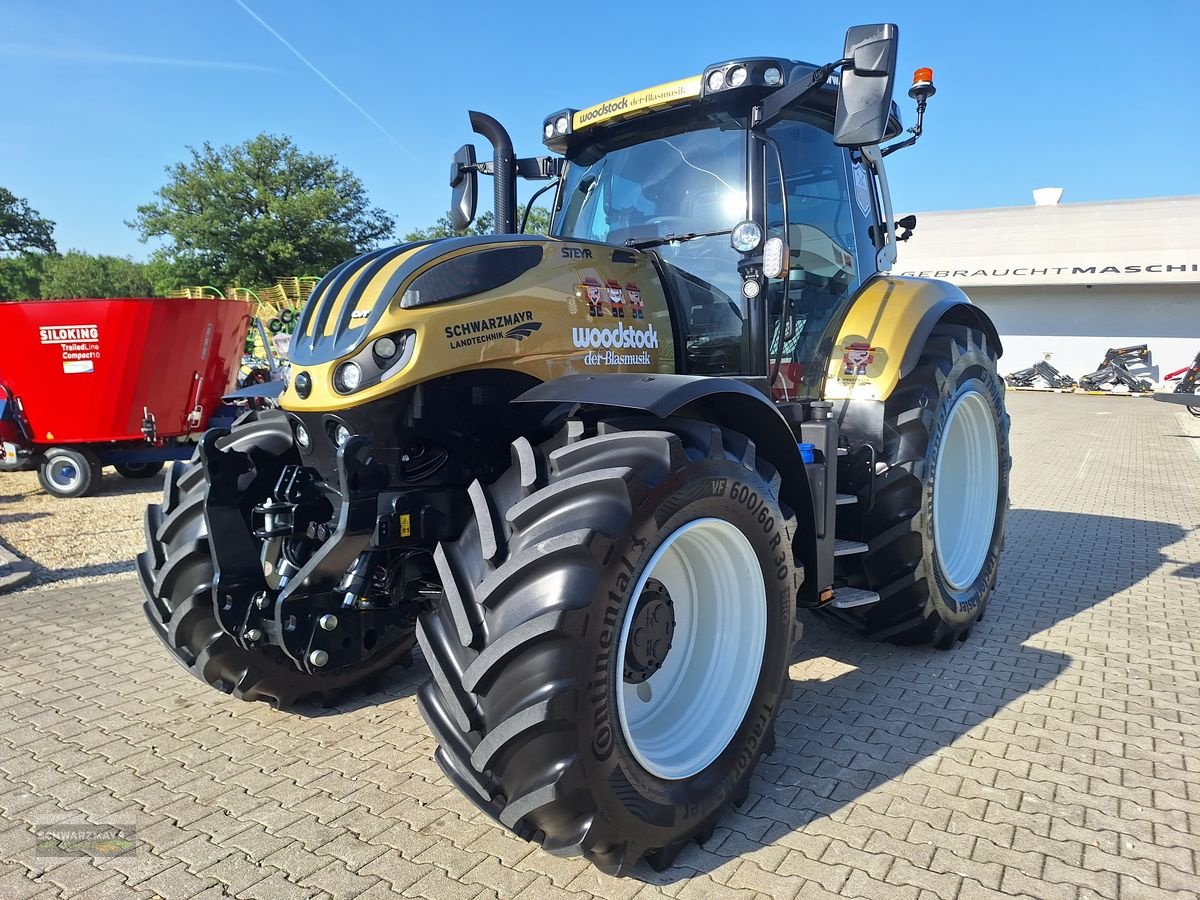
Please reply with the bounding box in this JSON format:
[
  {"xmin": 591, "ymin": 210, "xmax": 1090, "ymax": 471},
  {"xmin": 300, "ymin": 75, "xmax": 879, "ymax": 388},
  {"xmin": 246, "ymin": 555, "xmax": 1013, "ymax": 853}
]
[{"xmin": 451, "ymin": 24, "xmax": 935, "ymax": 399}]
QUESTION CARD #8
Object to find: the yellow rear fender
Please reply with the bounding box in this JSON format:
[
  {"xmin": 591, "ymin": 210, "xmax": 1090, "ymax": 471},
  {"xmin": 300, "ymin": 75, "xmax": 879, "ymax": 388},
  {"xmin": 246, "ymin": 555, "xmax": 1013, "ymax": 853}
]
[{"xmin": 824, "ymin": 276, "xmax": 1001, "ymax": 402}]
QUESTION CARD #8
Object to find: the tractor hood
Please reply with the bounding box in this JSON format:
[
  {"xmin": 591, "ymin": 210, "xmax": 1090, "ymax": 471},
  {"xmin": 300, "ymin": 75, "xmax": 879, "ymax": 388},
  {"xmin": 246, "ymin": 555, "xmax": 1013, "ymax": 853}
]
[{"xmin": 291, "ymin": 235, "xmax": 559, "ymax": 368}]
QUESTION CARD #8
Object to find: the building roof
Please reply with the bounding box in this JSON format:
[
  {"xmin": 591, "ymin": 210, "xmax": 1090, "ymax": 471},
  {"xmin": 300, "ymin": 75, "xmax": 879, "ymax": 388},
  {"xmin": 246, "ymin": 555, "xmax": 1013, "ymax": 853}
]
[{"xmin": 895, "ymin": 195, "xmax": 1200, "ymax": 287}]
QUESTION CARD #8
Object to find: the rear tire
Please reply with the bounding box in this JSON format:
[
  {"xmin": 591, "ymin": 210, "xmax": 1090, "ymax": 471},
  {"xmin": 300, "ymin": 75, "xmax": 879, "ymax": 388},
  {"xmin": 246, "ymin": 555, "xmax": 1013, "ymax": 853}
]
[
  {"xmin": 417, "ymin": 417, "xmax": 800, "ymax": 875},
  {"xmin": 38, "ymin": 447, "xmax": 100, "ymax": 499},
  {"xmin": 116, "ymin": 461, "xmax": 165, "ymax": 479},
  {"xmin": 137, "ymin": 423, "xmax": 414, "ymax": 708},
  {"xmin": 848, "ymin": 324, "xmax": 1010, "ymax": 648}
]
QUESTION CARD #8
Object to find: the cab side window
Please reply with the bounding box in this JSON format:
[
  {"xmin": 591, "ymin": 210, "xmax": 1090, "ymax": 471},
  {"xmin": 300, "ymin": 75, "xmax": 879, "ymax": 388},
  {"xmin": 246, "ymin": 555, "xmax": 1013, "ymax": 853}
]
[{"xmin": 764, "ymin": 115, "xmax": 863, "ymax": 398}]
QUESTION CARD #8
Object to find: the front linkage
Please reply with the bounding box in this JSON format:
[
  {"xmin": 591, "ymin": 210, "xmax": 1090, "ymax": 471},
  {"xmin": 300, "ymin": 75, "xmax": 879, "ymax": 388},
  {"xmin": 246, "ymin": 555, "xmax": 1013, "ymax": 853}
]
[{"xmin": 199, "ymin": 411, "xmax": 444, "ymax": 677}]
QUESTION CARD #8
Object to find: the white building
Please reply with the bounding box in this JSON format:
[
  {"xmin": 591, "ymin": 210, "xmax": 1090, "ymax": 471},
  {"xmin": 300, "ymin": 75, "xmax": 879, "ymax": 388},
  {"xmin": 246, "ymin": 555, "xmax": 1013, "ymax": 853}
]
[{"xmin": 895, "ymin": 194, "xmax": 1200, "ymax": 384}]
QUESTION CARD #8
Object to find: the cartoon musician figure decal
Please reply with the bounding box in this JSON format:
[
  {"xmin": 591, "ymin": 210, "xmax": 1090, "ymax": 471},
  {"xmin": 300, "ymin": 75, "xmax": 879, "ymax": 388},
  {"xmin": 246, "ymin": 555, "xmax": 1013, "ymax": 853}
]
[
  {"xmin": 625, "ymin": 282, "xmax": 644, "ymax": 319},
  {"xmin": 582, "ymin": 279, "xmax": 605, "ymax": 317},
  {"xmin": 842, "ymin": 342, "xmax": 877, "ymax": 377},
  {"xmin": 606, "ymin": 280, "xmax": 625, "ymax": 318}
]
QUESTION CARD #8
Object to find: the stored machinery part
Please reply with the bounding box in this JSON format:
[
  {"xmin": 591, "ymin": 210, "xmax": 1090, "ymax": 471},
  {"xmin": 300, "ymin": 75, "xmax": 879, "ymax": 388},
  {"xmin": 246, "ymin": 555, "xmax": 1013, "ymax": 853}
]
[
  {"xmin": 140, "ymin": 24, "xmax": 1009, "ymax": 874},
  {"xmin": 1154, "ymin": 349, "xmax": 1200, "ymax": 416},
  {"xmin": 1004, "ymin": 360, "xmax": 1075, "ymax": 389},
  {"xmin": 1078, "ymin": 344, "xmax": 1154, "ymax": 392}
]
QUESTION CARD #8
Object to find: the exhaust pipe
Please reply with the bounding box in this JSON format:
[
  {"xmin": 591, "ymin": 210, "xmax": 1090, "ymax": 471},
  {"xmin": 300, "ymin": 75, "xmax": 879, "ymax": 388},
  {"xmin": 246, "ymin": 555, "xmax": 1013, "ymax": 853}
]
[{"xmin": 469, "ymin": 110, "xmax": 517, "ymax": 235}]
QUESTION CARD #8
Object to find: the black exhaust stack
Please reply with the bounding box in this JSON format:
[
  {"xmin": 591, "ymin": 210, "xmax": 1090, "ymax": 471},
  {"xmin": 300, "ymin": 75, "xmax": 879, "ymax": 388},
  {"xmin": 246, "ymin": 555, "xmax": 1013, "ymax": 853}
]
[{"xmin": 469, "ymin": 111, "xmax": 517, "ymax": 235}]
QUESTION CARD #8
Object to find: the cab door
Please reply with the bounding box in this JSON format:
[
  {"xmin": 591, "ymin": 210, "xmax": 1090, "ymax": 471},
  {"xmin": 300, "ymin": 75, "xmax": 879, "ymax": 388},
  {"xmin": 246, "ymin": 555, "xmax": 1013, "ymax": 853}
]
[{"xmin": 763, "ymin": 113, "xmax": 874, "ymax": 399}]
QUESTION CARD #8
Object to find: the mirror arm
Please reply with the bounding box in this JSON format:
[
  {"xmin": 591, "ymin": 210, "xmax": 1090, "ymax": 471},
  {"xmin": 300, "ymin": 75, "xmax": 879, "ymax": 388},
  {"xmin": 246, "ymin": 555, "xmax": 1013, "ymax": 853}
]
[
  {"xmin": 860, "ymin": 143, "xmax": 896, "ymax": 272},
  {"xmin": 752, "ymin": 58, "xmax": 848, "ymax": 129},
  {"xmin": 880, "ymin": 94, "xmax": 928, "ymax": 158},
  {"xmin": 515, "ymin": 156, "xmax": 565, "ymax": 180}
]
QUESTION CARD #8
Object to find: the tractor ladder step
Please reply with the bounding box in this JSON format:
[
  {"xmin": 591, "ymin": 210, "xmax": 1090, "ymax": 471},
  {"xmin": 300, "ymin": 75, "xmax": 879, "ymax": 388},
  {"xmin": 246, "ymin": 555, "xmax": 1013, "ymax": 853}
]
[
  {"xmin": 836, "ymin": 493, "xmax": 857, "ymax": 505},
  {"xmin": 829, "ymin": 587, "xmax": 881, "ymax": 609},
  {"xmin": 833, "ymin": 539, "xmax": 868, "ymax": 557}
]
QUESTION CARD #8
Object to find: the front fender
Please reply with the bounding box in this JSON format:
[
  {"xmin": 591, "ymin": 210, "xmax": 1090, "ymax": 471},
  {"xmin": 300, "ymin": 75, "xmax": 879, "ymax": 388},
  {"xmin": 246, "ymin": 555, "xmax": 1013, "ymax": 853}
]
[
  {"xmin": 824, "ymin": 276, "xmax": 1002, "ymax": 403},
  {"xmin": 515, "ymin": 373, "xmax": 818, "ymax": 605}
]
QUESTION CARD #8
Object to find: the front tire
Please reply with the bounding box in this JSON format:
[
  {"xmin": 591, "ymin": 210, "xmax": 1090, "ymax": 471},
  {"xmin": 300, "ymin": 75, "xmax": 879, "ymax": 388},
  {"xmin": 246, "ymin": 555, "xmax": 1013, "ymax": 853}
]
[
  {"xmin": 848, "ymin": 324, "xmax": 1010, "ymax": 648},
  {"xmin": 137, "ymin": 421, "xmax": 414, "ymax": 708},
  {"xmin": 417, "ymin": 418, "xmax": 800, "ymax": 875}
]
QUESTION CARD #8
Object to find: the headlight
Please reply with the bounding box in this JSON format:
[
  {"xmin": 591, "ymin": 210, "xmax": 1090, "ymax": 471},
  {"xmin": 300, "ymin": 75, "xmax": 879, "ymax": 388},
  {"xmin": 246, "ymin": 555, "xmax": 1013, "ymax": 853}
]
[
  {"xmin": 544, "ymin": 122, "xmax": 555, "ymax": 139},
  {"xmin": 555, "ymin": 115, "xmax": 569, "ymax": 134},
  {"xmin": 763, "ymin": 237, "xmax": 787, "ymax": 279},
  {"xmin": 334, "ymin": 361, "xmax": 362, "ymax": 393},
  {"xmin": 374, "ymin": 336, "xmax": 398, "ymax": 360},
  {"xmin": 706, "ymin": 69, "xmax": 725, "ymax": 92},
  {"xmin": 763, "ymin": 66, "xmax": 783, "ymax": 86},
  {"xmin": 727, "ymin": 65, "xmax": 747, "ymax": 88},
  {"xmin": 333, "ymin": 423, "xmax": 352, "ymax": 448},
  {"xmin": 294, "ymin": 423, "xmax": 311, "ymax": 450},
  {"xmin": 731, "ymin": 221, "xmax": 763, "ymax": 253},
  {"xmin": 293, "ymin": 371, "xmax": 312, "ymax": 399}
]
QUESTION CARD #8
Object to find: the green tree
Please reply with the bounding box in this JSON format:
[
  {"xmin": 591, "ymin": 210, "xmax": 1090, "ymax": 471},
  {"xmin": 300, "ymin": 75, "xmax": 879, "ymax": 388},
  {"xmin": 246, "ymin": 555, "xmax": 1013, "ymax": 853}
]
[
  {"xmin": 0, "ymin": 253, "xmax": 48, "ymax": 300},
  {"xmin": 39, "ymin": 252, "xmax": 153, "ymax": 299},
  {"xmin": 0, "ymin": 187, "xmax": 56, "ymax": 255},
  {"xmin": 131, "ymin": 134, "xmax": 395, "ymax": 287},
  {"xmin": 402, "ymin": 207, "xmax": 551, "ymax": 243}
]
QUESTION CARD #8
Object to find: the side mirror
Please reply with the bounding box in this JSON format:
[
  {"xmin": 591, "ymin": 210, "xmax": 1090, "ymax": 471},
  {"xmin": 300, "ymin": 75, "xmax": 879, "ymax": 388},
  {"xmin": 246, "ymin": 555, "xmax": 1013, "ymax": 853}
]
[
  {"xmin": 449, "ymin": 144, "xmax": 477, "ymax": 231},
  {"xmin": 833, "ymin": 23, "xmax": 899, "ymax": 147}
]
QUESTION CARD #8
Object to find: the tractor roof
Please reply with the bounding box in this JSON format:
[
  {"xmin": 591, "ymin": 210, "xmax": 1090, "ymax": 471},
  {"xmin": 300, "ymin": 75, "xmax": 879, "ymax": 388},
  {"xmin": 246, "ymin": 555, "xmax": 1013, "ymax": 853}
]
[{"xmin": 542, "ymin": 57, "xmax": 902, "ymax": 155}]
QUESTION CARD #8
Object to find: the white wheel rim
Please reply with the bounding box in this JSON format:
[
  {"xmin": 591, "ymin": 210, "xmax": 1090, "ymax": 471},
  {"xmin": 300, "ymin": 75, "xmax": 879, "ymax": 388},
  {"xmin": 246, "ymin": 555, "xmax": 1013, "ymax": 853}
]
[
  {"xmin": 616, "ymin": 517, "xmax": 766, "ymax": 780},
  {"xmin": 48, "ymin": 458, "xmax": 83, "ymax": 491},
  {"xmin": 933, "ymin": 390, "xmax": 999, "ymax": 590}
]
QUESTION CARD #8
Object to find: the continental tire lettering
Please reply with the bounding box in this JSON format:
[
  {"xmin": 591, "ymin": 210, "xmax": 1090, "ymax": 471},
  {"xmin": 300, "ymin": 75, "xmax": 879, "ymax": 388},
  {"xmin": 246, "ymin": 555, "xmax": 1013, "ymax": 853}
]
[{"xmin": 731, "ymin": 481, "xmax": 788, "ymax": 580}]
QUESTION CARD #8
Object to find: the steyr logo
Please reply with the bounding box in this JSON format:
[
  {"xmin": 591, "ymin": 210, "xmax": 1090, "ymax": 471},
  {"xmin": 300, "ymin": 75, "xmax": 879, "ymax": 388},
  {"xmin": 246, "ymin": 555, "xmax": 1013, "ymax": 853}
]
[{"xmin": 561, "ymin": 247, "xmax": 593, "ymax": 259}]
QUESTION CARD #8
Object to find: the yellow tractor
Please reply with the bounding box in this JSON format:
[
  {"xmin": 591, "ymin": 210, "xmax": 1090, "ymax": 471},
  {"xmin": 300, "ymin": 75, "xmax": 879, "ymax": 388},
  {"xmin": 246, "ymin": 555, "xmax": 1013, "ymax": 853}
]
[{"xmin": 140, "ymin": 24, "xmax": 1009, "ymax": 875}]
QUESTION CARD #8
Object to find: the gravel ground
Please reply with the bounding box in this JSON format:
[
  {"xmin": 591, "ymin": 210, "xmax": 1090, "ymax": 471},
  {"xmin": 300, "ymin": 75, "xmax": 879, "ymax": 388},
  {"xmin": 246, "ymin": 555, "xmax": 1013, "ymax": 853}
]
[{"xmin": 0, "ymin": 465, "xmax": 165, "ymax": 593}]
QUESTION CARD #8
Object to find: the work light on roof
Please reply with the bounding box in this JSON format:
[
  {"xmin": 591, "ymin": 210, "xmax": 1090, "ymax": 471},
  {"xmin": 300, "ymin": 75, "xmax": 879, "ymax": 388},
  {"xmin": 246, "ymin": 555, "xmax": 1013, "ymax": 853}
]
[
  {"xmin": 763, "ymin": 66, "xmax": 783, "ymax": 86},
  {"xmin": 706, "ymin": 69, "xmax": 725, "ymax": 92},
  {"xmin": 555, "ymin": 115, "xmax": 569, "ymax": 134},
  {"xmin": 727, "ymin": 65, "xmax": 748, "ymax": 88},
  {"xmin": 543, "ymin": 122, "xmax": 555, "ymax": 139}
]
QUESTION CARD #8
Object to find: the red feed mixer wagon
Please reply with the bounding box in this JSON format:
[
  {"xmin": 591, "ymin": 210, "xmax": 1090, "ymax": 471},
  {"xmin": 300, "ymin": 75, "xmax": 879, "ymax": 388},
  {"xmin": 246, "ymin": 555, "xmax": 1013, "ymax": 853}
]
[{"xmin": 0, "ymin": 297, "xmax": 251, "ymax": 498}]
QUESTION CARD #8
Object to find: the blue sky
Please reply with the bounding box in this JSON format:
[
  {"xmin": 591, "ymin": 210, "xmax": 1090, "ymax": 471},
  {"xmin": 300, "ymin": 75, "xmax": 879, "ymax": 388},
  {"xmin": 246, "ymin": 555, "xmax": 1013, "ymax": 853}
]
[{"xmin": 2, "ymin": 0, "xmax": 1197, "ymax": 260}]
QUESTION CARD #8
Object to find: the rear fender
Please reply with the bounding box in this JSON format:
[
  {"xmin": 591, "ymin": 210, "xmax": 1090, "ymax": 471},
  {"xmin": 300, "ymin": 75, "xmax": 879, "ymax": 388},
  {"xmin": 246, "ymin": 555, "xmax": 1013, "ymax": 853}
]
[
  {"xmin": 515, "ymin": 373, "xmax": 818, "ymax": 605},
  {"xmin": 824, "ymin": 275, "xmax": 1002, "ymax": 404}
]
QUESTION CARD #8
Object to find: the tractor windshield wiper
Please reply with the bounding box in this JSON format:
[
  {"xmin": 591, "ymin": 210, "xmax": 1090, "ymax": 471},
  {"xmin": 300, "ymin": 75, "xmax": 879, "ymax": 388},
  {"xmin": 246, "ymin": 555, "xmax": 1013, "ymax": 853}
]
[{"xmin": 625, "ymin": 228, "xmax": 731, "ymax": 250}]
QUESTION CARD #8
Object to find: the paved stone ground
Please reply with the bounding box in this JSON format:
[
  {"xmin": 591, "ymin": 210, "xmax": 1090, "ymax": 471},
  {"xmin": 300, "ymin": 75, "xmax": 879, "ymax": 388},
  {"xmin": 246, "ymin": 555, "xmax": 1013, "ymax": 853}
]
[{"xmin": 0, "ymin": 391, "xmax": 1196, "ymax": 900}]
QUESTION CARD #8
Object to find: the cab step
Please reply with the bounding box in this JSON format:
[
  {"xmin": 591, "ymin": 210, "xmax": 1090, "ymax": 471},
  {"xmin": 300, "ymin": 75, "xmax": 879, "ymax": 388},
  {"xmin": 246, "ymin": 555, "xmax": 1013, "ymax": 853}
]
[
  {"xmin": 833, "ymin": 539, "xmax": 868, "ymax": 557},
  {"xmin": 836, "ymin": 492, "xmax": 857, "ymax": 505},
  {"xmin": 830, "ymin": 587, "xmax": 881, "ymax": 609}
]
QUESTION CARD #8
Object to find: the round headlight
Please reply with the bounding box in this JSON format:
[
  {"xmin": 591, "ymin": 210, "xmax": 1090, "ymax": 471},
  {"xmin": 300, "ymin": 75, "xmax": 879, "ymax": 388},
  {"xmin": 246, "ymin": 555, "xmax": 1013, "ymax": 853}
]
[
  {"xmin": 730, "ymin": 221, "xmax": 763, "ymax": 253},
  {"xmin": 727, "ymin": 65, "xmax": 748, "ymax": 88},
  {"xmin": 544, "ymin": 122, "xmax": 555, "ymax": 139},
  {"xmin": 706, "ymin": 69, "xmax": 726, "ymax": 92},
  {"xmin": 293, "ymin": 371, "xmax": 311, "ymax": 399},
  {"xmin": 555, "ymin": 116, "xmax": 569, "ymax": 135},
  {"xmin": 374, "ymin": 336, "xmax": 398, "ymax": 360},
  {"xmin": 294, "ymin": 423, "xmax": 311, "ymax": 450},
  {"xmin": 742, "ymin": 279, "xmax": 762, "ymax": 299},
  {"xmin": 763, "ymin": 66, "xmax": 783, "ymax": 86},
  {"xmin": 334, "ymin": 361, "xmax": 362, "ymax": 393},
  {"xmin": 333, "ymin": 423, "xmax": 352, "ymax": 448}
]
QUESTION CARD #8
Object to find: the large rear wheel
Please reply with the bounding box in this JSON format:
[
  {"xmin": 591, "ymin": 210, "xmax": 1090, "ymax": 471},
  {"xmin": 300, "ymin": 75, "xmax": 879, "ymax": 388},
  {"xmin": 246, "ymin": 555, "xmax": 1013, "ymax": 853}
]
[
  {"xmin": 846, "ymin": 324, "xmax": 1010, "ymax": 648},
  {"xmin": 417, "ymin": 417, "xmax": 800, "ymax": 875}
]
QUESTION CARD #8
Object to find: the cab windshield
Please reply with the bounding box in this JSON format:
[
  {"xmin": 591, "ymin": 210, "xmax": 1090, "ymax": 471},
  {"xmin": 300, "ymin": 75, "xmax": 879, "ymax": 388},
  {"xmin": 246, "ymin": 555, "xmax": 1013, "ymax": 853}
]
[{"xmin": 552, "ymin": 118, "xmax": 750, "ymax": 373}]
